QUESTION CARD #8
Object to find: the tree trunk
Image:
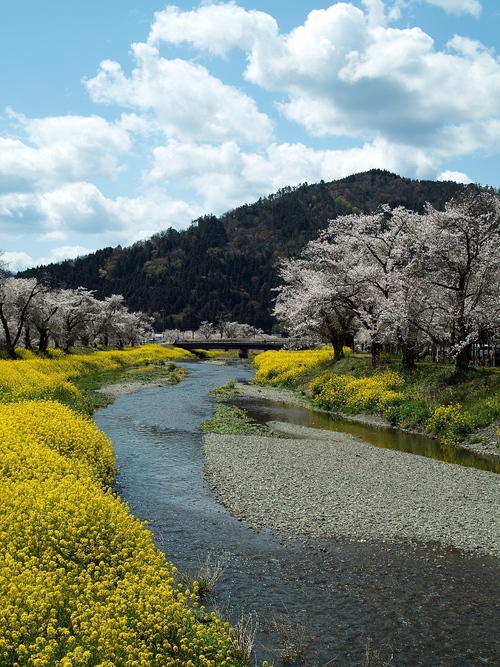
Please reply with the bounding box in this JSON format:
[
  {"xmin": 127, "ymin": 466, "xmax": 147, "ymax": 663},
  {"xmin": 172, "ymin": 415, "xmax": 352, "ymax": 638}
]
[
  {"xmin": 37, "ymin": 327, "xmax": 50, "ymax": 354},
  {"xmin": 0, "ymin": 306, "xmax": 17, "ymax": 359},
  {"xmin": 371, "ymin": 340, "xmax": 380, "ymax": 366},
  {"xmin": 24, "ymin": 326, "xmax": 33, "ymax": 350},
  {"xmin": 400, "ymin": 343, "xmax": 415, "ymax": 370},
  {"xmin": 454, "ymin": 345, "xmax": 471, "ymax": 372},
  {"xmin": 331, "ymin": 335, "xmax": 346, "ymax": 362}
]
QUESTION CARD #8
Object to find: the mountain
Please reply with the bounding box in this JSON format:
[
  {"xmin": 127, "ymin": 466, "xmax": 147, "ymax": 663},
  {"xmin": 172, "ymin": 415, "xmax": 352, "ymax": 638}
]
[{"xmin": 19, "ymin": 170, "xmax": 465, "ymax": 332}]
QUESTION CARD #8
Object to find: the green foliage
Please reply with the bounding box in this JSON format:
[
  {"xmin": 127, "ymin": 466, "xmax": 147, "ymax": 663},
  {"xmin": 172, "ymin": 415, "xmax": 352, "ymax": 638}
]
[
  {"xmin": 209, "ymin": 380, "xmax": 240, "ymax": 399},
  {"xmin": 253, "ymin": 351, "xmax": 500, "ymax": 443},
  {"xmin": 201, "ymin": 404, "xmax": 274, "ymax": 436},
  {"xmin": 73, "ymin": 361, "xmax": 188, "ymax": 413},
  {"xmin": 383, "ymin": 399, "xmax": 432, "ymax": 429},
  {"xmin": 426, "ymin": 404, "xmax": 475, "ymax": 444}
]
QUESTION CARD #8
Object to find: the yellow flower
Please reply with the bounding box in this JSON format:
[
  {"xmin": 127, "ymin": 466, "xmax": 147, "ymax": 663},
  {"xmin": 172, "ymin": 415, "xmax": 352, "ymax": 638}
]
[{"xmin": 0, "ymin": 348, "xmax": 262, "ymax": 667}]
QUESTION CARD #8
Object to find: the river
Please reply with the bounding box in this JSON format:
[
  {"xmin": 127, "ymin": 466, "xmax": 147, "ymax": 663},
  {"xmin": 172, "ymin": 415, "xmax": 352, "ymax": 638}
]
[{"xmin": 93, "ymin": 361, "xmax": 500, "ymax": 667}]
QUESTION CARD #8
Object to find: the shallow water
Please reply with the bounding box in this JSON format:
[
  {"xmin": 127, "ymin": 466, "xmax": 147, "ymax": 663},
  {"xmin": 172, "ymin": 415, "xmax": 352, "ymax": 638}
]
[
  {"xmin": 234, "ymin": 394, "xmax": 500, "ymax": 473},
  {"xmin": 94, "ymin": 362, "xmax": 500, "ymax": 666}
]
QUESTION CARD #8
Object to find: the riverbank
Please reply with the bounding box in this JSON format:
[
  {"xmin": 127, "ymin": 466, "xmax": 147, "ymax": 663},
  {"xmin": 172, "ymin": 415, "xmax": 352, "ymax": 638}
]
[
  {"xmin": 235, "ymin": 381, "xmax": 500, "ymax": 459},
  {"xmin": 203, "ymin": 422, "xmax": 500, "ymax": 557}
]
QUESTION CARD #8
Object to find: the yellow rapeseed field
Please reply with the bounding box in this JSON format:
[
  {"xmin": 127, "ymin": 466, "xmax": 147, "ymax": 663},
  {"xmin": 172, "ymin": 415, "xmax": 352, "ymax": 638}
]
[
  {"xmin": 0, "ymin": 346, "xmax": 251, "ymax": 667},
  {"xmin": 309, "ymin": 370, "xmax": 405, "ymax": 415},
  {"xmin": 252, "ymin": 347, "xmax": 334, "ymax": 387},
  {"xmin": 251, "ymin": 348, "xmax": 476, "ymax": 443}
]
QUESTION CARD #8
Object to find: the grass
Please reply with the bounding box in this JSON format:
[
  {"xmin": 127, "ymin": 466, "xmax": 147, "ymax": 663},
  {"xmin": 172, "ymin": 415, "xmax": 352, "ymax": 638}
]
[
  {"xmin": 253, "ymin": 350, "xmax": 500, "ymax": 446},
  {"xmin": 234, "ymin": 612, "xmax": 260, "ymax": 667},
  {"xmin": 209, "ymin": 379, "xmax": 240, "ymax": 399},
  {"xmin": 267, "ymin": 607, "xmax": 317, "ymax": 666},
  {"xmin": 180, "ymin": 551, "xmax": 230, "ymax": 599},
  {"xmin": 349, "ymin": 639, "xmax": 394, "ymax": 667},
  {"xmin": 350, "ymin": 356, "xmax": 500, "ymax": 441},
  {"xmin": 73, "ymin": 361, "xmax": 188, "ymax": 412},
  {"xmin": 201, "ymin": 404, "xmax": 276, "ymax": 436}
]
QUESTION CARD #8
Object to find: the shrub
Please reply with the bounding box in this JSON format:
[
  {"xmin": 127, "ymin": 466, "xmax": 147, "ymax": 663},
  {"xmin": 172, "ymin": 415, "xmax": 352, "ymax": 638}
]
[
  {"xmin": 426, "ymin": 403, "xmax": 474, "ymax": 443},
  {"xmin": 202, "ymin": 404, "xmax": 272, "ymax": 436}
]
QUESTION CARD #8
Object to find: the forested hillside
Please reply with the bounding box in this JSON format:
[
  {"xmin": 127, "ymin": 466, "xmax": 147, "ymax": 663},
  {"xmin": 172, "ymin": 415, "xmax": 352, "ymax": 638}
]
[{"xmin": 19, "ymin": 170, "xmax": 465, "ymax": 332}]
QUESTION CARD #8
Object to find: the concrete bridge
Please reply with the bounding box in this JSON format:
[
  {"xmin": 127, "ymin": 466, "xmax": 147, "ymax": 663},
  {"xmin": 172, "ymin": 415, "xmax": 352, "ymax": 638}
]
[{"xmin": 173, "ymin": 338, "xmax": 307, "ymax": 358}]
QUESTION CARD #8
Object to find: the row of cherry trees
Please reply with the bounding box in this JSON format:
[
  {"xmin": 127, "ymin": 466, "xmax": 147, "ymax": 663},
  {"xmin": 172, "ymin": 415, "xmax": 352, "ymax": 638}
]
[
  {"xmin": 0, "ymin": 272, "xmax": 153, "ymax": 359},
  {"xmin": 196, "ymin": 319, "xmax": 264, "ymax": 339},
  {"xmin": 273, "ymin": 188, "xmax": 500, "ymax": 370}
]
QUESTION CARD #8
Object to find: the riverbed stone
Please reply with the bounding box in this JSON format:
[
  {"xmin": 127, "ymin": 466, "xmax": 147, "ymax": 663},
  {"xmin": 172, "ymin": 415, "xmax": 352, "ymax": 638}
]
[{"xmin": 203, "ymin": 424, "xmax": 500, "ymax": 558}]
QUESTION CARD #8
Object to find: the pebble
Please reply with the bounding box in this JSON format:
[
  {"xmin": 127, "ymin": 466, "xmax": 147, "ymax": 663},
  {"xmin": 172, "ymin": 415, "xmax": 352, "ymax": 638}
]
[{"xmin": 203, "ymin": 425, "xmax": 500, "ymax": 558}]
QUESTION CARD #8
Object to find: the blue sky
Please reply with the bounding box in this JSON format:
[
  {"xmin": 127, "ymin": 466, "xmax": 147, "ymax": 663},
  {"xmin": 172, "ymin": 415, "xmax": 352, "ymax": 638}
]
[{"xmin": 1, "ymin": 0, "xmax": 499, "ymax": 271}]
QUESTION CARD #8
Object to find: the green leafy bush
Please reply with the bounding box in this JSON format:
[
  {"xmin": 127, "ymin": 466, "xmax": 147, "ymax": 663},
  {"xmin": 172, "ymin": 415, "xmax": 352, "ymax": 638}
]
[{"xmin": 426, "ymin": 403, "xmax": 474, "ymax": 443}]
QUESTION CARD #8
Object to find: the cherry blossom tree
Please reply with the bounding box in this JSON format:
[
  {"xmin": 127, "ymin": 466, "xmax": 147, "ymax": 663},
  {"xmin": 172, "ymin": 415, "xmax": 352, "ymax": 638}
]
[
  {"xmin": 274, "ymin": 188, "xmax": 500, "ymax": 371},
  {"xmin": 108, "ymin": 309, "xmax": 153, "ymax": 347},
  {"xmin": 197, "ymin": 320, "xmax": 216, "ymax": 339},
  {"xmin": 0, "ymin": 276, "xmax": 153, "ymax": 355},
  {"xmin": 274, "ymin": 206, "xmax": 424, "ymax": 366},
  {"xmin": 0, "ymin": 250, "xmax": 8, "ymax": 278},
  {"xmin": 26, "ymin": 287, "xmax": 60, "ymax": 354},
  {"xmin": 413, "ymin": 188, "xmax": 500, "ymax": 370},
  {"xmin": 273, "ymin": 258, "xmax": 357, "ymax": 361},
  {"xmin": 91, "ymin": 294, "xmax": 129, "ymax": 346},
  {"xmin": 0, "ymin": 277, "xmax": 46, "ymax": 359},
  {"xmin": 49, "ymin": 287, "xmax": 100, "ymax": 352}
]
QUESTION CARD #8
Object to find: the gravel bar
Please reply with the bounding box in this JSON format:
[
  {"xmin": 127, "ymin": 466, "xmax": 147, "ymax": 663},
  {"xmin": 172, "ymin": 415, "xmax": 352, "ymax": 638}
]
[{"xmin": 203, "ymin": 424, "xmax": 500, "ymax": 557}]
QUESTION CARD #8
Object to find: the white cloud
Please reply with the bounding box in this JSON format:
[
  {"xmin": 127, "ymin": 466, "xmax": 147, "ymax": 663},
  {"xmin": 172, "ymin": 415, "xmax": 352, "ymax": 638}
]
[
  {"xmin": 1, "ymin": 111, "xmax": 132, "ymax": 189},
  {"xmin": 84, "ymin": 42, "xmax": 273, "ymax": 145},
  {"xmin": 148, "ymin": 137, "xmax": 440, "ymax": 213},
  {"xmin": 437, "ymin": 170, "xmax": 474, "ymax": 183},
  {"xmin": 103, "ymin": 189, "xmax": 203, "ymax": 243},
  {"xmin": 149, "ymin": 2, "xmax": 500, "ymax": 154},
  {"xmin": 2, "ymin": 251, "xmax": 34, "ymax": 273},
  {"xmin": 147, "ymin": 3, "xmax": 278, "ymax": 56},
  {"xmin": 0, "ymin": 178, "xmax": 203, "ymax": 267},
  {"xmin": 1, "ymin": 1, "xmax": 497, "ymax": 273},
  {"xmin": 37, "ymin": 246, "xmax": 96, "ymax": 267},
  {"xmin": 361, "ymin": 0, "xmax": 393, "ymax": 26},
  {"xmin": 35, "ymin": 181, "xmax": 202, "ymax": 244},
  {"xmin": 38, "ymin": 182, "xmax": 114, "ymax": 239},
  {"xmin": 419, "ymin": 0, "xmax": 482, "ymax": 17}
]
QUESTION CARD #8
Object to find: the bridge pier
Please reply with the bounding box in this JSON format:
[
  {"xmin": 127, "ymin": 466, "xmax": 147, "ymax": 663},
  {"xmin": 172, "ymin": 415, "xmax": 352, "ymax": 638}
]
[{"xmin": 238, "ymin": 348, "xmax": 249, "ymax": 359}]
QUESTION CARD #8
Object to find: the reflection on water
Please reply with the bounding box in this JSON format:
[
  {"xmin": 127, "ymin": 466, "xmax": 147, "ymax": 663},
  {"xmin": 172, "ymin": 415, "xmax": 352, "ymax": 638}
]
[
  {"xmin": 234, "ymin": 393, "xmax": 500, "ymax": 473},
  {"xmin": 94, "ymin": 362, "xmax": 500, "ymax": 667}
]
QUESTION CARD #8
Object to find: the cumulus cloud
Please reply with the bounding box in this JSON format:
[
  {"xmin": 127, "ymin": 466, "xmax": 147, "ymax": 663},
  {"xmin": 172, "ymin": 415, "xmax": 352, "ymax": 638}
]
[
  {"xmin": 148, "ymin": 137, "xmax": 440, "ymax": 213},
  {"xmin": 0, "ymin": 176, "xmax": 203, "ymax": 268},
  {"xmin": 147, "ymin": 3, "xmax": 278, "ymax": 56},
  {"xmin": 2, "ymin": 251, "xmax": 34, "ymax": 273},
  {"xmin": 1, "ymin": 1, "xmax": 498, "ymax": 271},
  {"xmin": 37, "ymin": 246, "xmax": 96, "ymax": 266},
  {"xmin": 84, "ymin": 42, "xmax": 273, "ymax": 145},
  {"xmin": 148, "ymin": 2, "xmax": 500, "ymax": 153},
  {"xmin": 437, "ymin": 170, "xmax": 474, "ymax": 183},
  {"xmin": 1, "ymin": 111, "xmax": 132, "ymax": 189},
  {"xmin": 419, "ymin": 0, "xmax": 482, "ymax": 16}
]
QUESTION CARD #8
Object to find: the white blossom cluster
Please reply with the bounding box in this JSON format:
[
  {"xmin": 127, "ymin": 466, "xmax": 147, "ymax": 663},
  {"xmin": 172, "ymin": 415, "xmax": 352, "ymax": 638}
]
[
  {"xmin": 274, "ymin": 188, "xmax": 500, "ymax": 370},
  {"xmin": 0, "ymin": 273, "xmax": 153, "ymax": 358}
]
